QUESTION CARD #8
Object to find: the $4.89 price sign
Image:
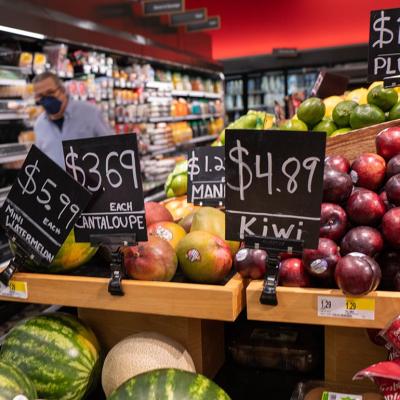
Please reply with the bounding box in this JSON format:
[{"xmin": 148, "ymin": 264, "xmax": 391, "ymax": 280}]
[
  {"xmin": 318, "ymin": 296, "xmax": 375, "ymax": 321},
  {"xmin": 187, "ymin": 146, "xmax": 225, "ymax": 206},
  {"xmin": 0, "ymin": 146, "xmax": 92, "ymax": 264},
  {"xmin": 224, "ymin": 130, "xmax": 326, "ymax": 248},
  {"xmin": 63, "ymin": 134, "xmax": 147, "ymax": 242}
]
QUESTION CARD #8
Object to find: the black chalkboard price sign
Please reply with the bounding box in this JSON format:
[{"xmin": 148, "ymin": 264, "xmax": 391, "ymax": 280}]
[
  {"xmin": 187, "ymin": 146, "xmax": 225, "ymax": 206},
  {"xmin": 225, "ymin": 130, "xmax": 326, "ymax": 249},
  {"xmin": 368, "ymin": 8, "xmax": 400, "ymax": 87},
  {"xmin": 63, "ymin": 134, "xmax": 147, "ymax": 243},
  {"xmin": 0, "ymin": 145, "xmax": 92, "ymax": 265}
]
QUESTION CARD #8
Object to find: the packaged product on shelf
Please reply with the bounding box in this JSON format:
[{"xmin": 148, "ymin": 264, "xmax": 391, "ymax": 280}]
[
  {"xmin": 32, "ymin": 53, "xmax": 46, "ymax": 75},
  {"xmin": 18, "ymin": 52, "xmax": 33, "ymax": 72}
]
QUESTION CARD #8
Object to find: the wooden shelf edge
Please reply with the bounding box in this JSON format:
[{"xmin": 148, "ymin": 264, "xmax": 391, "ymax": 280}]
[
  {"xmin": 0, "ymin": 272, "xmax": 245, "ymax": 322},
  {"xmin": 246, "ymin": 280, "xmax": 400, "ymax": 329}
]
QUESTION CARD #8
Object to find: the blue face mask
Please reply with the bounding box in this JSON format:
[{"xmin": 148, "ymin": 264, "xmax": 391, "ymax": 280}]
[{"xmin": 40, "ymin": 96, "xmax": 63, "ymax": 115}]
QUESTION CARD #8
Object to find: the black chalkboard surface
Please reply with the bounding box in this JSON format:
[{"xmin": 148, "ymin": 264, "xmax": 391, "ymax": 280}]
[
  {"xmin": 225, "ymin": 130, "xmax": 326, "ymax": 249},
  {"xmin": 0, "ymin": 145, "xmax": 92, "ymax": 264},
  {"xmin": 368, "ymin": 8, "xmax": 400, "ymax": 86},
  {"xmin": 63, "ymin": 134, "xmax": 147, "ymax": 243},
  {"xmin": 187, "ymin": 146, "xmax": 225, "ymax": 206}
]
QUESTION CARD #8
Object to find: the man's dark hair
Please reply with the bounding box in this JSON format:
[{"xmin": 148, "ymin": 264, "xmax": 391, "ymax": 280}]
[{"xmin": 32, "ymin": 72, "xmax": 65, "ymax": 91}]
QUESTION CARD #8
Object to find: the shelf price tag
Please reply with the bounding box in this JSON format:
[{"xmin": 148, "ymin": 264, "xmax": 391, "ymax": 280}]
[
  {"xmin": 63, "ymin": 134, "xmax": 147, "ymax": 242},
  {"xmin": 187, "ymin": 146, "xmax": 225, "ymax": 206},
  {"xmin": 0, "ymin": 146, "xmax": 92, "ymax": 265},
  {"xmin": 225, "ymin": 130, "xmax": 326, "ymax": 248},
  {"xmin": 0, "ymin": 280, "xmax": 28, "ymax": 299},
  {"xmin": 318, "ymin": 296, "xmax": 375, "ymax": 320}
]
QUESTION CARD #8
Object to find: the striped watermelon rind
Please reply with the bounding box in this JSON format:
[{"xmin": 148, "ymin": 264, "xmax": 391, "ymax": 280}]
[
  {"xmin": 107, "ymin": 368, "xmax": 231, "ymax": 400},
  {"xmin": 0, "ymin": 313, "xmax": 101, "ymax": 400},
  {"xmin": 0, "ymin": 361, "xmax": 37, "ymax": 400}
]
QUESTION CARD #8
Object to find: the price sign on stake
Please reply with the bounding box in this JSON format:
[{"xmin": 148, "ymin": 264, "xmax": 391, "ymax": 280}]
[
  {"xmin": 225, "ymin": 130, "xmax": 326, "ymax": 249},
  {"xmin": 0, "ymin": 145, "xmax": 92, "ymax": 264},
  {"xmin": 187, "ymin": 146, "xmax": 225, "ymax": 206},
  {"xmin": 368, "ymin": 7, "xmax": 400, "ymax": 87},
  {"xmin": 63, "ymin": 134, "xmax": 147, "ymax": 242}
]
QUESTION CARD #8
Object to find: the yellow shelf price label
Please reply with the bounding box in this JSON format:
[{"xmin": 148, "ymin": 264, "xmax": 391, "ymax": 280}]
[
  {"xmin": 318, "ymin": 296, "xmax": 375, "ymax": 320},
  {"xmin": 0, "ymin": 280, "xmax": 28, "ymax": 299}
]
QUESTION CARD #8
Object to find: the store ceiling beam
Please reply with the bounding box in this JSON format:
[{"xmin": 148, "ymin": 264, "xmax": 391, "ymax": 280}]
[{"xmin": 0, "ymin": 0, "xmax": 222, "ymax": 74}]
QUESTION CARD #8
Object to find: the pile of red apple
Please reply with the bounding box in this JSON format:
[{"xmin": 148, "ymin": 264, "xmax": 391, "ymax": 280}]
[{"xmin": 235, "ymin": 126, "xmax": 400, "ymax": 297}]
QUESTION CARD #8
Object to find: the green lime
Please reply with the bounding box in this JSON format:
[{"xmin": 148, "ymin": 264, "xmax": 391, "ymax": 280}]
[
  {"xmin": 312, "ymin": 119, "xmax": 338, "ymax": 136},
  {"xmin": 349, "ymin": 104, "xmax": 385, "ymax": 129},
  {"xmin": 280, "ymin": 119, "xmax": 308, "ymax": 131},
  {"xmin": 297, "ymin": 97, "xmax": 325, "ymax": 127},
  {"xmin": 332, "ymin": 100, "xmax": 358, "ymax": 127},
  {"xmin": 330, "ymin": 128, "xmax": 352, "ymax": 137},
  {"xmin": 367, "ymin": 85, "xmax": 398, "ymax": 111},
  {"xmin": 389, "ymin": 101, "xmax": 400, "ymax": 121},
  {"xmin": 169, "ymin": 173, "xmax": 187, "ymax": 197}
]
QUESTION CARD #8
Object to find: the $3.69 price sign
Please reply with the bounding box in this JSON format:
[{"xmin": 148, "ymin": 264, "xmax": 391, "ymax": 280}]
[
  {"xmin": 187, "ymin": 146, "xmax": 225, "ymax": 206},
  {"xmin": 0, "ymin": 145, "xmax": 92, "ymax": 264},
  {"xmin": 63, "ymin": 134, "xmax": 147, "ymax": 242},
  {"xmin": 224, "ymin": 130, "xmax": 326, "ymax": 248}
]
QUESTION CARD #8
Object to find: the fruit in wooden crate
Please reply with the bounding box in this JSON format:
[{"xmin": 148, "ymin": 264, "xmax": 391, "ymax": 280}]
[
  {"xmin": 349, "ymin": 104, "xmax": 385, "ymax": 129},
  {"xmin": 350, "ymin": 153, "xmax": 386, "ymax": 191},
  {"xmin": 190, "ymin": 207, "xmax": 240, "ymax": 256},
  {"xmin": 389, "ymin": 101, "xmax": 400, "ymax": 121},
  {"xmin": 234, "ymin": 248, "xmax": 267, "ymax": 279},
  {"xmin": 332, "ymin": 100, "xmax": 358, "ymax": 127},
  {"xmin": 340, "ymin": 227, "xmax": 384, "ymax": 258},
  {"xmin": 346, "ymin": 190, "xmax": 386, "ymax": 226},
  {"xmin": 107, "ymin": 368, "xmax": 231, "ymax": 400},
  {"xmin": 376, "ymin": 127, "xmax": 400, "ymax": 160},
  {"xmin": 385, "ymin": 174, "xmax": 400, "ymax": 206},
  {"xmin": 0, "ymin": 361, "xmax": 37, "ymax": 400},
  {"xmin": 297, "ymin": 97, "xmax": 325, "ymax": 127},
  {"xmin": 323, "ymin": 96, "xmax": 343, "ymax": 118},
  {"xmin": 386, "ymin": 154, "xmax": 400, "ymax": 179},
  {"xmin": 122, "ymin": 236, "xmax": 177, "ymax": 281},
  {"xmin": 330, "ymin": 127, "xmax": 352, "ymax": 137},
  {"xmin": 102, "ymin": 332, "xmax": 196, "ymax": 397},
  {"xmin": 324, "ymin": 155, "xmax": 350, "ymax": 173},
  {"xmin": 144, "ymin": 201, "xmax": 173, "ymax": 226},
  {"xmin": 312, "ymin": 119, "xmax": 338, "ymax": 136},
  {"xmin": 367, "ymin": 85, "xmax": 398, "ymax": 112},
  {"xmin": 279, "ymin": 258, "xmax": 310, "ymax": 287},
  {"xmin": 148, "ymin": 221, "xmax": 186, "ymax": 250},
  {"xmin": 378, "ymin": 250, "xmax": 400, "ymax": 291},
  {"xmin": 319, "ymin": 203, "xmax": 348, "ymax": 242},
  {"xmin": 0, "ymin": 313, "xmax": 101, "ymax": 400},
  {"xmin": 381, "ymin": 207, "xmax": 400, "ymax": 249},
  {"xmin": 176, "ymin": 231, "xmax": 232, "ymax": 283},
  {"xmin": 322, "ymin": 168, "xmax": 353, "ymax": 204},
  {"xmin": 178, "ymin": 210, "xmax": 196, "ymax": 233},
  {"xmin": 163, "ymin": 196, "xmax": 197, "ymax": 221},
  {"xmin": 280, "ymin": 118, "xmax": 308, "ymax": 131},
  {"xmin": 335, "ymin": 253, "xmax": 381, "ymax": 296},
  {"xmin": 165, "ymin": 160, "xmax": 188, "ymax": 198}
]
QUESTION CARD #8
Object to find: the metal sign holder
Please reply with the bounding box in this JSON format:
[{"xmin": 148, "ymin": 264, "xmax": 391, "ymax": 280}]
[{"xmin": 244, "ymin": 236, "xmax": 304, "ymax": 306}]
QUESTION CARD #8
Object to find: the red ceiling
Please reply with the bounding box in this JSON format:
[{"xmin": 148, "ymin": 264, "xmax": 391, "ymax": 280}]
[{"xmin": 186, "ymin": 0, "xmax": 400, "ymax": 60}]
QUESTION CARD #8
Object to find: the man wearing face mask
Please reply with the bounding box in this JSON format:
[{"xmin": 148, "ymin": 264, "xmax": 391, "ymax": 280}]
[{"xmin": 33, "ymin": 72, "xmax": 110, "ymax": 168}]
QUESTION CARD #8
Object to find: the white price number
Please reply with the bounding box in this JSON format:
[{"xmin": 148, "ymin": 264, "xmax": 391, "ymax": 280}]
[
  {"xmin": 17, "ymin": 161, "xmax": 81, "ymax": 230},
  {"xmin": 65, "ymin": 147, "xmax": 138, "ymax": 191},
  {"xmin": 188, "ymin": 151, "xmax": 224, "ymax": 180}
]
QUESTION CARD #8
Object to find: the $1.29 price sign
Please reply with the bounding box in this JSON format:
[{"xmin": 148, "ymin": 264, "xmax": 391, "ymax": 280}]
[
  {"xmin": 225, "ymin": 130, "xmax": 326, "ymax": 249},
  {"xmin": 187, "ymin": 146, "xmax": 225, "ymax": 206},
  {"xmin": 318, "ymin": 296, "xmax": 375, "ymax": 320},
  {"xmin": 0, "ymin": 145, "xmax": 92, "ymax": 264},
  {"xmin": 63, "ymin": 134, "xmax": 147, "ymax": 242}
]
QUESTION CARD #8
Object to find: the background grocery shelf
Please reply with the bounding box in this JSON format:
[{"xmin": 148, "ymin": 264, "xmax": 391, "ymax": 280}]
[
  {"xmin": 0, "ymin": 113, "xmax": 29, "ymax": 121},
  {"xmin": 0, "ymin": 79, "xmax": 26, "ymax": 87},
  {"xmin": 148, "ymin": 113, "xmax": 221, "ymax": 123}
]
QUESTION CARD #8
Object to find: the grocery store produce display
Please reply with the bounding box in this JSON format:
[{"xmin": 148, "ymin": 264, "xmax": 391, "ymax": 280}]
[
  {"xmin": 0, "ymin": 361, "xmax": 36, "ymax": 400},
  {"xmin": 107, "ymin": 368, "xmax": 231, "ymax": 400},
  {"xmin": 101, "ymin": 332, "xmax": 196, "ymax": 397},
  {"xmin": 0, "ymin": 313, "xmax": 101, "ymax": 400}
]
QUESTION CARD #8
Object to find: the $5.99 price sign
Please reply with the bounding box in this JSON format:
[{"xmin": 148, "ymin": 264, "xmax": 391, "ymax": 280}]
[
  {"xmin": 187, "ymin": 146, "xmax": 225, "ymax": 206},
  {"xmin": 63, "ymin": 134, "xmax": 147, "ymax": 242},
  {"xmin": 224, "ymin": 130, "xmax": 326, "ymax": 249},
  {"xmin": 0, "ymin": 145, "xmax": 92, "ymax": 264}
]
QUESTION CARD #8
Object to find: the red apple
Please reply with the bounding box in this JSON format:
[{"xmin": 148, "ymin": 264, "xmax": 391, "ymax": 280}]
[
  {"xmin": 346, "ymin": 189, "xmax": 385, "ymax": 226},
  {"xmin": 122, "ymin": 236, "xmax": 177, "ymax": 281},
  {"xmin": 234, "ymin": 248, "xmax": 267, "ymax": 279},
  {"xmin": 335, "ymin": 252, "xmax": 381, "ymax": 296},
  {"xmin": 387, "ymin": 154, "xmax": 400, "ymax": 179},
  {"xmin": 320, "ymin": 203, "xmax": 348, "ymax": 242},
  {"xmin": 386, "ymin": 174, "xmax": 400, "ymax": 206},
  {"xmin": 279, "ymin": 258, "xmax": 310, "ymax": 287},
  {"xmin": 144, "ymin": 202, "xmax": 173, "ymax": 227},
  {"xmin": 376, "ymin": 126, "xmax": 400, "ymax": 160},
  {"xmin": 325, "ymin": 155, "xmax": 350, "ymax": 173},
  {"xmin": 303, "ymin": 238, "xmax": 340, "ymax": 280},
  {"xmin": 350, "ymin": 153, "xmax": 386, "ymax": 191},
  {"xmin": 340, "ymin": 226, "xmax": 384, "ymax": 257},
  {"xmin": 323, "ymin": 168, "xmax": 353, "ymax": 204},
  {"xmin": 379, "ymin": 190, "xmax": 395, "ymax": 211},
  {"xmin": 377, "ymin": 250, "xmax": 400, "ymax": 290},
  {"xmin": 382, "ymin": 207, "xmax": 400, "ymax": 249}
]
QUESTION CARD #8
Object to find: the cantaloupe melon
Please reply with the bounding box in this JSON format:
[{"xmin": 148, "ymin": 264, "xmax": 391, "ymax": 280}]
[{"xmin": 101, "ymin": 332, "xmax": 196, "ymax": 397}]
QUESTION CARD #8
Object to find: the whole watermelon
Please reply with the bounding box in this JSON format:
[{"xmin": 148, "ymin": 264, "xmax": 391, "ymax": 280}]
[
  {"xmin": 10, "ymin": 229, "xmax": 98, "ymax": 273},
  {"xmin": 0, "ymin": 361, "xmax": 36, "ymax": 400},
  {"xmin": 107, "ymin": 368, "xmax": 231, "ymax": 400},
  {"xmin": 0, "ymin": 313, "xmax": 101, "ymax": 400}
]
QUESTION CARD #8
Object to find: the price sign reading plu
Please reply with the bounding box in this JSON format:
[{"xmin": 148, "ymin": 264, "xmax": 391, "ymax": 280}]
[
  {"xmin": 187, "ymin": 146, "xmax": 225, "ymax": 206},
  {"xmin": 63, "ymin": 134, "xmax": 147, "ymax": 242},
  {"xmin": 225, "ymin": 130, "xmax": 326, "ymax": 248},
  {"xmin": 368, "ymin": 7, "xmax": 400, "ymax": 87},
  {"xmin": 0, "ymin": 146, "xmax": 92, "ymax": 264}
]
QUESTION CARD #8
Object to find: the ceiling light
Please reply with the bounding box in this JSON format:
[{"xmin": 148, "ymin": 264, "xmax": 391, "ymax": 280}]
[{"xmin": 0, "ymin": 25, "xmax": 45, "ymax": 40}]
